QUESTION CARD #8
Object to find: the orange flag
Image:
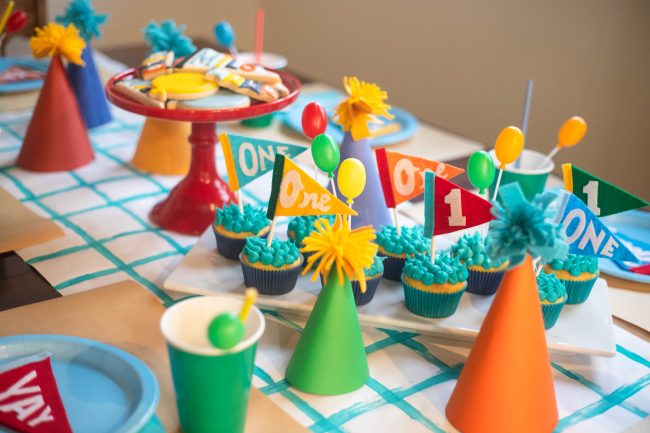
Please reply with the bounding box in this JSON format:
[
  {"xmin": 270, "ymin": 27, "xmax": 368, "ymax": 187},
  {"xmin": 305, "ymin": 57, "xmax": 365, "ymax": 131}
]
[
  {"xmin": 267, "ymin": 155, "xmax": 357, "ymax": 219},
  {"xmin": 375, "ymin": 148, "xmax": 464, "ymax": 208}
]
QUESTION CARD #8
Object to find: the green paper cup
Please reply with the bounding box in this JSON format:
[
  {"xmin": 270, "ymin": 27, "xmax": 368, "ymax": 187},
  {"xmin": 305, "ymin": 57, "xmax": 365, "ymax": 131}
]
[
  {"xmin": 488, "ymin": 149, "xmax": 554, "ymax": 201},
  {"xmin": 161, "ymin": 296, "xmax": 265, "ymax": 433}
]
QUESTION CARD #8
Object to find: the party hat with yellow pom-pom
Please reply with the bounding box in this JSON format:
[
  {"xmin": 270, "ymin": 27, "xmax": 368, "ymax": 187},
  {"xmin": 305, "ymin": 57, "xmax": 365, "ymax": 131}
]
[
  {"xmin": 17, "ymin": 22, "xmax": 93, "ymax": 172},
  {"xmin": 285, "ymin": 216, "xmax": 377, "ymax": 395},
  {"xmin": 333, "ymin": 76, "xmax": 394, "ymax": 230}
]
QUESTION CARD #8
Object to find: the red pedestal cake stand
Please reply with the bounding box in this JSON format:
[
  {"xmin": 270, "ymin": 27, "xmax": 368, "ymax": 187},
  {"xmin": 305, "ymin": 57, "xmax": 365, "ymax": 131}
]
[{"xmin": 106, "ymin": 69, "xmax": 301, "ymax": 235}]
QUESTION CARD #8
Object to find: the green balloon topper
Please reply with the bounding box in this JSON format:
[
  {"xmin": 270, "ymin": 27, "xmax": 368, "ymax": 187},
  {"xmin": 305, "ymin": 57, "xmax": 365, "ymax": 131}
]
[
  {"xmin": 208, "ymin": 289, "xmax": 258, "ymax": 350},
  {"xmin": 311, "ymin": 133, "xmax": 340, "ymax": 177},
  {"xmin": 467, "ymin": 150, "xmax": 496, "ymax": 194}
]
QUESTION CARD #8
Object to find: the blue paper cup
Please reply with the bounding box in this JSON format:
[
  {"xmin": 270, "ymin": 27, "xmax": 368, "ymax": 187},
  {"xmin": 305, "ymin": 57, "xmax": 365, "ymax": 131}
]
[
  {"xmin": 161, "ymin": 296, "xmax": 265, "ymax": 433},
  {"xmin": 489, "ymin": 149, "xmax": 554, "ymax": 201}
]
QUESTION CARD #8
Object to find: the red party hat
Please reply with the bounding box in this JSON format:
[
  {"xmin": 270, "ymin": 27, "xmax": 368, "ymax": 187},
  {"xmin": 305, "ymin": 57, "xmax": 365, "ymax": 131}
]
[{"xmin": 17, "ymin": 55, "xmax": 93, "ymax": 172}]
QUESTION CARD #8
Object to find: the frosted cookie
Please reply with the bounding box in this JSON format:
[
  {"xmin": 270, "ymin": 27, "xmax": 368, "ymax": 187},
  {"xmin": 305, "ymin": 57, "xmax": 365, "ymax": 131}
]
[
  {"xmin": 114, "ymin": 78, "xmax": 177, "ymax": 109},
  {"xmin": 177, "ymin": 90, "xmax": 250, "ymax": 110},
  {"xmin": 139, "ymin": 51, "xmax": 174, "ymax": 80},
  {"xmin": 177, "ymin": 48, "xmax": 281, "ymax": 84},
  {"xmin": 151, "ymin": 72, "xmax": 218, "ymax": 100},
  {"xmin": 206, "ymin": 68, "xmax": 278, "ymax": 102}
]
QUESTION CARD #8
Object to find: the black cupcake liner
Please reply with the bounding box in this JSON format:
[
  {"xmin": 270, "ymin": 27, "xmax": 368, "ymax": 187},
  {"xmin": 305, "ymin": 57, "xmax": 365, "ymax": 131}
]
[
  {"xmin": 213, "ymin": 228, "xmax": 268, "ymax": 261},
  {"xmin": 465, "ymin": 268, "xmax": 506, "ymax": 295},
  {"xmin": 239, "ymin": 253, "xmax": 303, "ymax": 296},
  {"xmin": 352, "ymin": 275, "xmax": 382, "ymax": 306},
  {"xmin": 378, "ymin": 251, "xmax": 406, "ymax": 281}
]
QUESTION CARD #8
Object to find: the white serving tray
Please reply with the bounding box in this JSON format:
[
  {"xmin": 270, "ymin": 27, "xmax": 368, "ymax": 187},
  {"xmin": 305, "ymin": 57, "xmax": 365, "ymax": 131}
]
[{"xmin": 164, "ymin": 229, "xmax": 616, "ymax": 357}]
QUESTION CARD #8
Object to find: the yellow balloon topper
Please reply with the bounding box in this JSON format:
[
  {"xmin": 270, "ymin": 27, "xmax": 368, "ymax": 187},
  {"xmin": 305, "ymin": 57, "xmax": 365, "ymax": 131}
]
[
  {"xmin": 557, "ymin": 116, "xmax": 587, "ymax": 148},
  {"xmin": 337, "ymin": 158, "xmax": 366, "ymax": 204},
  {"xmin": 494, "ymin": 126, "xmax": 524, "ymax": 169}
]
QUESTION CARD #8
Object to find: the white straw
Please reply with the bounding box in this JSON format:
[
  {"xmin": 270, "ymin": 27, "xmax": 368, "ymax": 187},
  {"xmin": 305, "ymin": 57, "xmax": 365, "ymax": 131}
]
[
  {"xmin": 492, "ymin": 169, "xmax": 504, "ymax": 201},
  {"xmin": 266, "ymin": 216, "xmax": 277, "ymax": 247},
  {"xmin": 392, "ymin": 207, "xmax": 401, "ymax": 236}
]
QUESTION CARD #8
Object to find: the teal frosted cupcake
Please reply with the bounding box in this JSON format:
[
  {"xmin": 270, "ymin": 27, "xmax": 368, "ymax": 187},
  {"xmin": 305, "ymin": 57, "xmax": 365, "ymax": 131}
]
[
  {"xmin": 401, "ymin": 252, "xmax": 468, "ymax": 318},
  {"xmin": 322, "ymin": 255, "xmax": 385, "ymax": 306},
  {"xmin": 538, "ymin": 272, "xmax": 567, "ymax": 329},
  {"xmin": 213, "ymin": 203, "xmax": 270, "ymax": 260},
  {"xmin": 287, "ymin": 215, "xmax": 336, "ymax": 265},
  {"xmin": 544, "ymin": 254, "xmax": 599, "ymax": 304},
  {"xmin": 239, "ymin": 236, "xmax": 303, "ymax": 295},
  {"xmin": 451, "ymin": 233, "xmax": 508, "ymax": 295},
  {"xmin": 376, "ymin": 225, "xmax": 431, "ymax": 281}
]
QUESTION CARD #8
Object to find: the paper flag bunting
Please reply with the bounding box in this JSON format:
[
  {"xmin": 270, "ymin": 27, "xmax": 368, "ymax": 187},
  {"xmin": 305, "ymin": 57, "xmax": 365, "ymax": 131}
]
[
  {"xmin": 556, "ymin": 190, "xmax": 638, "ymax": 262},
  {"xmin": 423, "ymin": 171, "xmax": 493, "ymax": 237},
  {"xmin": 220, "ymin": 132, "xmax": 308, "ymax": 191},
  {"xmin": 267, "ymin": 155, "xmax": 357, "ymax": 219},
  {"xmin": 0, "ymin": 352, "xmax": 72, "ymax": 433},
  {"xmin": 376, "ymin": 148, "xmax": 464, "ymax": 208},
  {"xmin": 563, "ymin": 163, "xmax": 648, "ymax": 217}
]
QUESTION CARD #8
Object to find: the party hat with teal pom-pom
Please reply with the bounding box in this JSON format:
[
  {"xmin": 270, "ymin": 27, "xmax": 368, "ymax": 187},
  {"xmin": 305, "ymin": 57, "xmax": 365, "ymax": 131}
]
[
  {"xmin": 143, "ymin": 19, "xmax": 196, "ymax": 57},
  {"xmin": 446, "ymin": 183, "xmax": 568, "ymax": 433},
  {"xmin": 56, "ymin": 0, "xmax": 111, "ymax": 129}
]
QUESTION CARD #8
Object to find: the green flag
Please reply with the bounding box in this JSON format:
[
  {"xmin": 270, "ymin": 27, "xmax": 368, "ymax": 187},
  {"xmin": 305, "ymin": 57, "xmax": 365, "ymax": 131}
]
[{"xmin": 563, "ymin": 164, "xmax": 648, "ymax": 217}]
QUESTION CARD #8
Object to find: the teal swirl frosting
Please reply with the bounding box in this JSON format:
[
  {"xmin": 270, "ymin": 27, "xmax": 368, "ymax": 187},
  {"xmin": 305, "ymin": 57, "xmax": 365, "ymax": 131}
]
[
  {"xmin": 215, "ymin": 203, "xmax": 269, "ymax": 235},
  {"xmin": 376, "ymin": 225, "xmax": 430, "ymax": 256},
  {"xmin": 452, "ymin": 233, "xmax": 508, "ymax": 270},
  {"xmin": 403, "ymin": 252, "xmax": 469, "ymax": 285},
  {"xmin": 363, "ymin": 255, "xmax": 385, "ymax": 278},
  {"xmin": 242, "ymin": 236, "xmax": 300, "ymax": 268},
  {"xmin": 547, "ymin": 254, "xmax": 599, "ymax": 277},
  {"xmin": 287, "ymin": 215, "xmax": 336, "ymax": 245},
  {"xmin": 537, "ymin": 272, "xmax": 566, "ymax": 303}
]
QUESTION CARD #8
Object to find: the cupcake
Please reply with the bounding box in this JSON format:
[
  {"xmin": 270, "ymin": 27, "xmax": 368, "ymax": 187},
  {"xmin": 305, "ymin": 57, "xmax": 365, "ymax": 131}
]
[
  {"xmin": 287, "ymin": 215, "xmax": 336, "ymax": 264},
  {"xmin": 239, "ymin": 236, "xmax": 303, "ymax": 295},
  {"xmin": 401, "ymin": 252, "xmax": 468, "ymax": 318},
  {"xmin": 544, "ymin": 254, "xmax": 599, "ymax": 304},
  {"xmin": 376, "ymin": 225, "xmax": 431, "ymax": 281},
  {"xmin": 451, "ymin": 233, "xmax": 508, "ymax": 295},
  {"xmin": 537, "ymin": 271, "xmax": 567, "ymax": 329},
  {"xmin": 322, "ymin": 254, "xmax": 385, "ymax": 306},
  {"xmin": 213, "ymin": 203, "xmax": 269, "ymax": 260}
]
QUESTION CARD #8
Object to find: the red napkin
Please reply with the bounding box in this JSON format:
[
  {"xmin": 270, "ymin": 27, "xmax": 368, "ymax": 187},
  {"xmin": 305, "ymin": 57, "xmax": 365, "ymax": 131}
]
[{"xmin": 0, "ymin": 352, "xmax": 72, "ymax": 433}]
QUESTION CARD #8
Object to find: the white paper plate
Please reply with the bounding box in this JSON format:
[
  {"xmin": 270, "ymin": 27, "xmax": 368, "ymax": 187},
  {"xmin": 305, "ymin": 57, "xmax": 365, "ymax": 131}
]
[{"xmin": 165, "ymin": 229, "xmax": 616, "ymax": 357}]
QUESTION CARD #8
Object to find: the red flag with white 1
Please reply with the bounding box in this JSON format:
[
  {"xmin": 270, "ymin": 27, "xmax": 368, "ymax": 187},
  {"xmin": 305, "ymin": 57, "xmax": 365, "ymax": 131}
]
[{"xmin": 0, "ymin": 352, "xmax": 72, "ymax": 433}]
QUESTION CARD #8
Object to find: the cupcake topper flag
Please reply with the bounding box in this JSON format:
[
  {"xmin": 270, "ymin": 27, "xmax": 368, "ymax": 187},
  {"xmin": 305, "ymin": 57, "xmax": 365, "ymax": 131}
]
[
  {"xmin": 337, "ymin": 158, "xmax": 366, "ymax": 228},
  {"xmin": 219, "ymin": 132, "xmax": 308, "ymax": 211},
  {"xmin": 56, "ymin": 0, "xmax": 111, "ymax": 129},
  {"xmin": 424, "ymin": 171, "xmax": 493, "ymax": 263},
  {"xmin": 214, "ymin": 21, "xmax": 237, "ymax": 55},
  {"xmin": 286, "ymin": 216, "xmax": 377, "ymax": 395},
  {"xmin": 446, "ymin": 183, "xmax": 568, "ymax": 433},
  {"xmin": 17, "ymin": 22, "xmax": 94, "ymax": 172},
  {"xmin": 376, "ymin": 148, "xmax": 464, "ymax": 235},
  {"xmin": 492, "ymin": 126, "xmax": 525, "ymax": 201},
  {"xmin": 266, "ymin": 154, "xmax": 356, "ymax": 246},
  {"xmin": 208, "ymin": 288, "xmax": 258, "ymax": 349}
]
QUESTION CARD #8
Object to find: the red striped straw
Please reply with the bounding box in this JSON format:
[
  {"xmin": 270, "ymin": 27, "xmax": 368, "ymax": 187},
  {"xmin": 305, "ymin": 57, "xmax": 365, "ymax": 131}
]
[{"xmin": 255, "ymin": 8, "xmax": 264, "ymax": 65}]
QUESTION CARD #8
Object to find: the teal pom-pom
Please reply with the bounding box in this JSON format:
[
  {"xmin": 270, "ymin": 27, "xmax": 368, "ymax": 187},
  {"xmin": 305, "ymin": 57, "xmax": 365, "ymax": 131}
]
[
  {"xmin": 486, "ymin": 183, "xmax": 568, "ymax": 267},
  {"xmin": 143, "ymin": 19, "xmax": 197, "ymax": 57},
  {"xmin": 56, "ymin": 0, "xmax": 107, "ymax": 41}
]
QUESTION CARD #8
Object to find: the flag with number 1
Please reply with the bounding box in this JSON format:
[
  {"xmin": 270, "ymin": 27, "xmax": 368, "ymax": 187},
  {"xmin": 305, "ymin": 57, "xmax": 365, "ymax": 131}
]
[{"xmin": 423, "ymin": 171, "xmax": 494, "ymax": 237}]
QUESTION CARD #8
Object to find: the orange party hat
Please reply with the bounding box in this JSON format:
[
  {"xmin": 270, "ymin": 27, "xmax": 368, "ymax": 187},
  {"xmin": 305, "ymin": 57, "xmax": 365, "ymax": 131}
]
[{"xmin": 445, "ymin": 255, "xmax": 558, "ymax": 433}]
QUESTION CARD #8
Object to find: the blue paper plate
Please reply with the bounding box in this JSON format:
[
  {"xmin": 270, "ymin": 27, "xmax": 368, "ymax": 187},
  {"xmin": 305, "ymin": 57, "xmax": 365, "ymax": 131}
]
[
  {"xmin": 0, "ymin": 335, "xmax": 160, "ymax": 433},
  {"xmin": 0, "ymin": 57, "xmax": 49, "ymax": 94},
  {"xmin": 281, "ymin": 90, "xmax": 418, "ymax": 147},
  {"xmin": 599, "ymin": 210, "xmax": 650, "ymax": 284}
]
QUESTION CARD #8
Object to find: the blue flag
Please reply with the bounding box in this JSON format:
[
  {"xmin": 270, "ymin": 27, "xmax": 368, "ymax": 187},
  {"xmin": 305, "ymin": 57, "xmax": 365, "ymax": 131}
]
[
  {"xmin": 556, "ymin": 191, "xmax": 639, "ymax": 262},
  {"xmin": 220, "ymin": 132, "xmax": 308, "ymax": 190}
]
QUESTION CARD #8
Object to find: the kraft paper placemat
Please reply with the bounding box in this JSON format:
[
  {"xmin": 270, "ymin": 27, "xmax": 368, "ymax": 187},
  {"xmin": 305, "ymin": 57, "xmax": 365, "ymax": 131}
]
[
  {"xmin": 0, "ymin": 186, "xmax": 64, "ymax": 253},
  {"xmin": 0, "ymin": 280, "xmax": 309, "ymax": 433}
]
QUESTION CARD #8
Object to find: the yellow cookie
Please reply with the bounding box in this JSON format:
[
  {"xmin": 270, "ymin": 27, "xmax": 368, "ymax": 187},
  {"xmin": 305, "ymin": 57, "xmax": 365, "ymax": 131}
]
[{"xmin": 151, "ymin": 72, "xmax": 218, "ymax": 100}]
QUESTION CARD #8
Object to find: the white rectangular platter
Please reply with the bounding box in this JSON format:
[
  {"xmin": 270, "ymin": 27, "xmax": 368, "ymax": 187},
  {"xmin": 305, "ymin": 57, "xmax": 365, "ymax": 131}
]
[{"xmin": 165, "ymin": 229, "xmax": 616, "ymax": 357}]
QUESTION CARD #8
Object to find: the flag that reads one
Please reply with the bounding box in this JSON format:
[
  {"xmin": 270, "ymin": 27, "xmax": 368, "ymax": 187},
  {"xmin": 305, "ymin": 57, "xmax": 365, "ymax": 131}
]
[
  {"xmin": 267, "ymin": 155, "xmax": 357, "ymax": 219},
  {"xmin": 556, "ymin": 191, "xmax": 638, "ymax": 262},
  {"xmin": 423, "ymin": 171, "xmax": 493, "ymax": 237},
  {"xmin": 220, "ymin": 132, "xmax": 308, "ymax": 191},
  {"xmin": 0, "ymin": 352, "xmax": 72, "ymax": 433},
  {"xmin": 563, "ymin": 163, "xmax": 648, "ymax": 217},
  {"xmin": 376, "ymin": 148, "xmax": 464, "ymax": 208}
]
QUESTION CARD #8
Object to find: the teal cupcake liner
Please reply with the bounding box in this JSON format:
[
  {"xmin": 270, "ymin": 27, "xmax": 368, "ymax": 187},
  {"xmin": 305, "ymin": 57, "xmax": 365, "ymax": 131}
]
[
  {"xmin": 465, "ymin": 267, "xmax": 506, "ymax": 295},
  {"xmin": 402, "ymin": 279, "xmax": 465, "ymax": 318},
  {"xmin": 378, "ymin": 251, "xmax": 406, "ymax": 281},
  {"xmin": 239, "ymin": 253, "xmax": 303, "ymax": 296},
  {"xmin": 213, "ymin": 227, "xmax": 267, "ymax": 260},
  {"xmin": 560, "ymin": 275, "xmax": 598, "ymax": 304},
  {"xmin": 541, "ymin": 298, "xmax": 566, "ymax": 329}
]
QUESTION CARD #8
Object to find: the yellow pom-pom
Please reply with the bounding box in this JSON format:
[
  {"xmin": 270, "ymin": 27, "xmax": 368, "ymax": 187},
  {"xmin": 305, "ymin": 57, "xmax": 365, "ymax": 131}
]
[
  {"xmin": 333, "ymin": 76, "xmax": 394, "ymax": 141},
  {"xmin": 30, "ymin": 23, "xmax": 86, "ymax": 66}
]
